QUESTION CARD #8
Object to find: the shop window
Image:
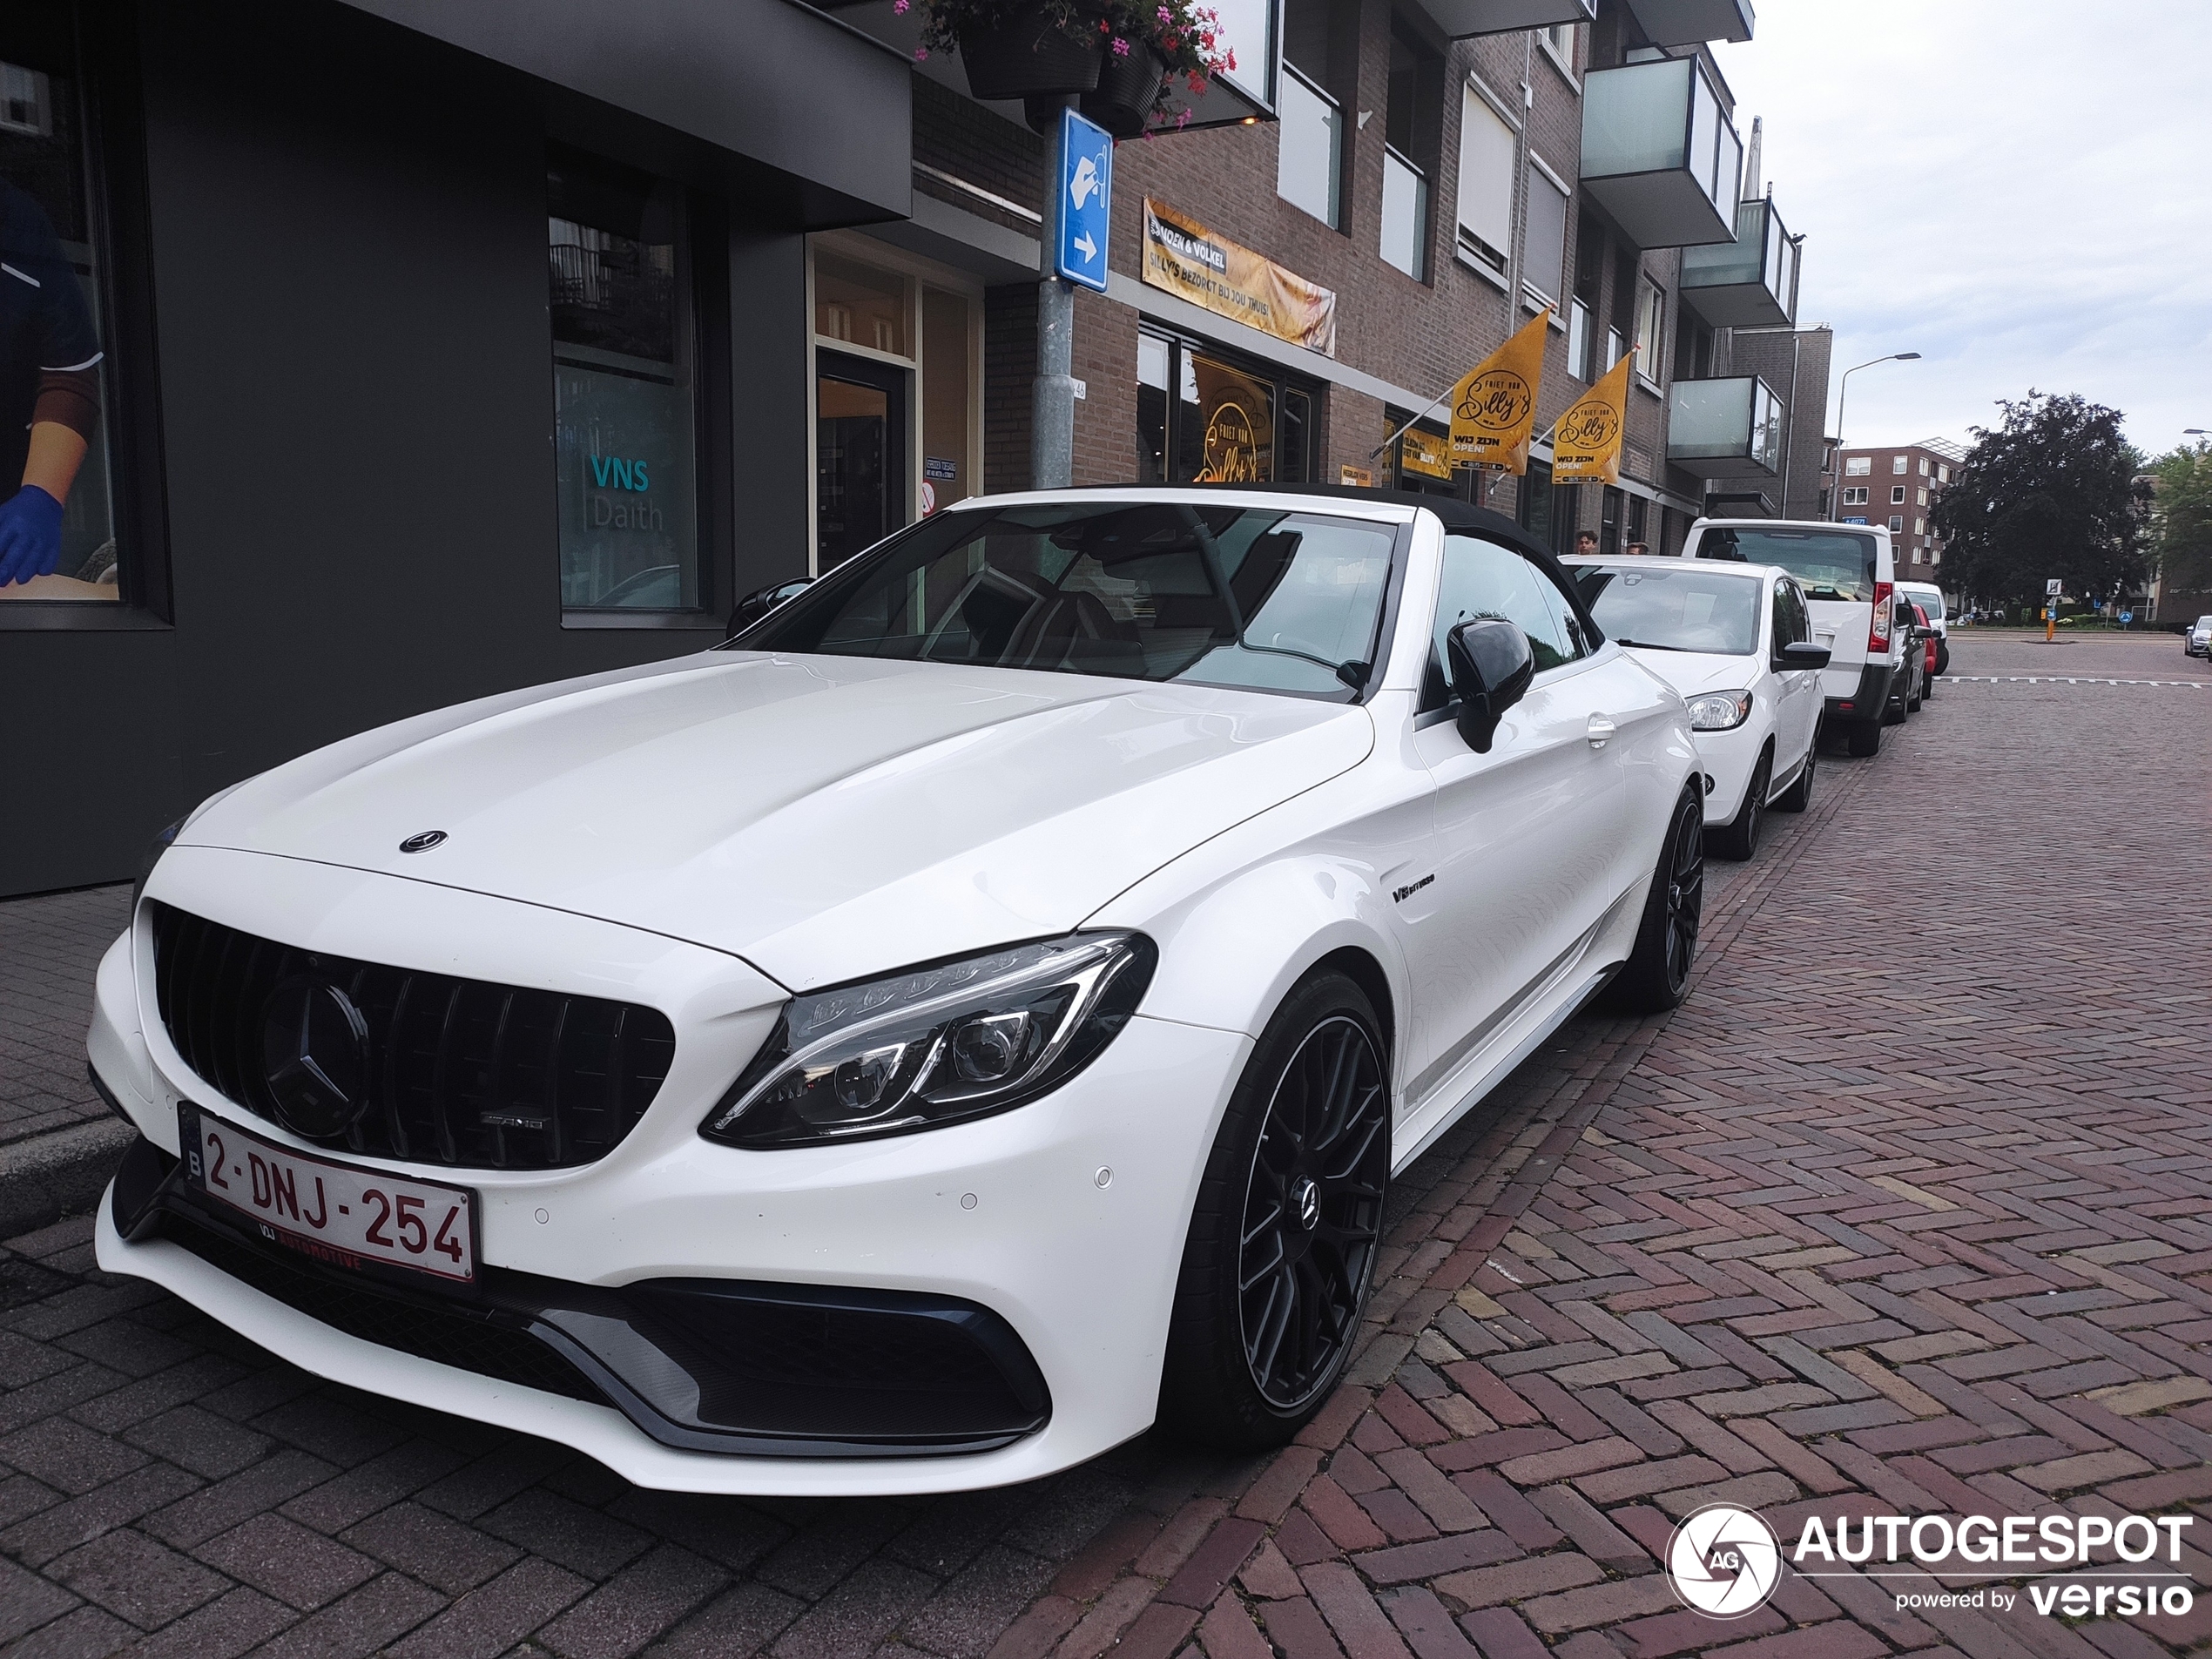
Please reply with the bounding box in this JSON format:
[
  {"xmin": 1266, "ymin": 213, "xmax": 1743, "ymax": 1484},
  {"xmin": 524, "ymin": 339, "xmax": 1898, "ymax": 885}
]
[
  {"xmin": 1279, "ymin": 388, "xmax": 1312, "ymax": 484},
  {"xmin": 816, "ymin": 253, "xmax": 909, "ymax": 358},
  {"xmin": 549, "ymin": 149, "xmax": 701, "ymax": 616},
  {"xmin": 920, "ymin": 289, "xmax": 971, "ymax": 512},
  {"xmin": 1137, "ymin": 334, "xmax": 1170, "ymax": 483},
  {"xmin": 1454, "ymin": 86, "xmax": 1514, "ymax": 279},
  {"xmin": 817, "ymin": 351, "xmax": 905, "ymax": 570},
  {"xmin": 1138, "ymin": 331, "xmax": 1313, "ymax": 489},
  {"xmin": 1178, "ymin": 352, "xmax": 1273, "ymax": 483},
  {"xmin": 0, "ymin": 15, "xmax": 121, "ymax": 605},
  {"xmin": 1523, "ymin": 167, "xmax": 1568, "ymax": 305}
]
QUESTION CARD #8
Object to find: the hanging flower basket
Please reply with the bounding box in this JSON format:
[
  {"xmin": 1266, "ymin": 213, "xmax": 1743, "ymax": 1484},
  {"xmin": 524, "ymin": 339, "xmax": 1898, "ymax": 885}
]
[
  {"xmin": 1080, "ymin": 44, "xmax": 1167, "ymax": 138},
  {"xmin": 954, "ymin": 0, "xmax": 1103, "ymax": 100},
  {"xmin": 907, "ymin": 0, "xmax": 1233, "ymax": 128}
]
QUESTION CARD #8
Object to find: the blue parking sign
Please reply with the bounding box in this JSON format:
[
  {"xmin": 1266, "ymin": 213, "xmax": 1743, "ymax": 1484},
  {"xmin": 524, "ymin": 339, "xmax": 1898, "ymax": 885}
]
[{"xmin": 1055, "ymin": 107, "xmax": 1112, "ymax": 293}]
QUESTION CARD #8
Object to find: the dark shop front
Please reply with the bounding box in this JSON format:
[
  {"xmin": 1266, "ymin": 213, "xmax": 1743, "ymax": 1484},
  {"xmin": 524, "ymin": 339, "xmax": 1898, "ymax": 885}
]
[{"xmin": 0, "ymin": 0, "xmax": 909, "ymax": 895}]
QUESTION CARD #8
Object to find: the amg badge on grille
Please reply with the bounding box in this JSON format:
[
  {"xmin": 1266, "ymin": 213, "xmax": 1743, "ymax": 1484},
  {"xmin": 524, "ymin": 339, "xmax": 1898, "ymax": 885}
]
[{"xmin": 399, "ymin": 830, "xmax": 448, "ymax": 853}]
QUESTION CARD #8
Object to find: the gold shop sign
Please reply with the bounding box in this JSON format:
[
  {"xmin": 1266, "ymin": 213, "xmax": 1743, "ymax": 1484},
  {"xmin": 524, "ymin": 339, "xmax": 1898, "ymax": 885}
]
[
  {"xmin": 1142, "ymin": 199, "xmax": 1338, "ymax": 356},
  {"xmin": 1400, "ymin": 428, "xmax": 1453, "ymax": 481}
]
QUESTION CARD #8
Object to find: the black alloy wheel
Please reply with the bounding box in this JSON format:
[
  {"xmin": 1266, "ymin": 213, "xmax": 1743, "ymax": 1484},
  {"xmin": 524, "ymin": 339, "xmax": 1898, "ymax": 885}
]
[
  {"xmin": 1238, "ymin": 1016, "xmax": 1389, "ymax": 1411},
  {"xmin": 1158, "ymin": 974, "xmax": 1390, "ymax": 1448},
  {"xmin": 1608, "ymin": 783, "xmax": 1705, "ymax": 1013}
]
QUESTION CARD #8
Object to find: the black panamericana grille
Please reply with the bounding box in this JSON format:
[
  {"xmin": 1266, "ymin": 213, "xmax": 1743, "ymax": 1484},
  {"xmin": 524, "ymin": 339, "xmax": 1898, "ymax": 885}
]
[{"xmin": 149, "ymin": 903, "xmax": 678, "ymax": 1170}]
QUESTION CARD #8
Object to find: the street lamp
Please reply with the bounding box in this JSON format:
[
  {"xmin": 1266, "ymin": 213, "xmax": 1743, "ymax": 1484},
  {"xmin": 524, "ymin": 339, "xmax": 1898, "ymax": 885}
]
[{"xmin": 1830, "ymin": 352, "xmax": 1923, "ymax": 520}]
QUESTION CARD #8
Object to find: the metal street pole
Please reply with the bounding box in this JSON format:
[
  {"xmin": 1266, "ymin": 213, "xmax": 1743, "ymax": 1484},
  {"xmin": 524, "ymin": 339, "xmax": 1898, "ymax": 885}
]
[
  {"xmin": 1032, "ymin": 96, "xmax": 1080, "ymax": 489},
  {"xmin": 1829, "ymin": 352, "xmax": 1921, "ymax": 521}
]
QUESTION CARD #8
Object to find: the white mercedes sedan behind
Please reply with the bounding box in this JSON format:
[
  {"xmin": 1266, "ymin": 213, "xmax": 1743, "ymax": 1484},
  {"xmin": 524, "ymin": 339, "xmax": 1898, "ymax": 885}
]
[
  {"xmin": 91, "ymin": 488, "xmax": 1702, "ymax": 1495},
  {"xmin": 1568, "ymin": 555, "xmax": 1830, "ymax": 860}
]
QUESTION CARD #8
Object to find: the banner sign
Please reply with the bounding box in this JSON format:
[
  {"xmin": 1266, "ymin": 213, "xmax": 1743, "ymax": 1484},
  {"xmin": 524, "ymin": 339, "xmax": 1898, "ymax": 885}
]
[
  {"xmin": 1142, "ymin": 199, "xmax": 1338, "ymax": 356},
  {"xmin": 1448, "ymin": 310, "xmax": 1549, "ymax": 475},
  {"xmin": 1400, "ymin": 428, "xmax": 1453, "ymax": 480},
  {"xmin": 1552, "ymin": 353, "xmax": 1634, "ymax": 484}
]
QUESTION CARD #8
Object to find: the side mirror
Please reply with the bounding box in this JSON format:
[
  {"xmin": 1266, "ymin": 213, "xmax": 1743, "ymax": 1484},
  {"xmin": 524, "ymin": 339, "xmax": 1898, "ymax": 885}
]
[
  {"xmin": 1446, "ymin": 618, "xmax": 1535, "ymax": 754},
  {"xmin": 1778, "ymin": 641, "xmax": 1831, "ymax": 671},
  {"xmin": 727, "ymin": 578, "xmax": 813, "ymax": 639}
]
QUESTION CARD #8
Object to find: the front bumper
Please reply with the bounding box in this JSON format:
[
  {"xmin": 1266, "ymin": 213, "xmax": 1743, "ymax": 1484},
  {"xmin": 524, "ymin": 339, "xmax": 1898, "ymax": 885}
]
[
  {"xmin": 1692, "ymin": 720, "xmax": 1768, "ymax": 825},
  {"xmin": 91, "ymin": 848, "xmax": 1251, "ymax": 1494}
]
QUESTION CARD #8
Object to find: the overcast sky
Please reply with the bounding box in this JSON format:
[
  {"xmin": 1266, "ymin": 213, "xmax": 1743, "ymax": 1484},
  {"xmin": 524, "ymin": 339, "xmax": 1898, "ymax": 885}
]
[{"xmin": 1708, "ymin": 1, "xmax": 2212, "ymax": 460}]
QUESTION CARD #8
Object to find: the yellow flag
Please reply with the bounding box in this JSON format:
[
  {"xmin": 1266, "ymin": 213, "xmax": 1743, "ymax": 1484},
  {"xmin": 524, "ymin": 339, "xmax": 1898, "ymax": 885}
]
[
  {"xmin": 1448, "ymin": 309, "xmax": 1550, "ymax": 475},
  {"xmin": 1552, "ymin": 354, "xmax": 1634, "ymax": 484}
]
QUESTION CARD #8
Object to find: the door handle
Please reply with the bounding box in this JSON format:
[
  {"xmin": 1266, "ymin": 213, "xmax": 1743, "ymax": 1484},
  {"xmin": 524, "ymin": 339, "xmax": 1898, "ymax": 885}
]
[{"xmin": 1587, "ymin": 713, "xmax": 1616, "ymax": 749}]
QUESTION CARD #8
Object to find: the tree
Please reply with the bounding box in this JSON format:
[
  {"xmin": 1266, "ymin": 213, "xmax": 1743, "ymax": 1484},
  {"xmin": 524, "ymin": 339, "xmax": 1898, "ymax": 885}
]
[
  {"xmin": 2149, "ymin": 442, "xmax": 2212, "ymax": 600},
  {"xmin": 1932, "ymin": 392, "xmax": 2150, "ymax": 607}
]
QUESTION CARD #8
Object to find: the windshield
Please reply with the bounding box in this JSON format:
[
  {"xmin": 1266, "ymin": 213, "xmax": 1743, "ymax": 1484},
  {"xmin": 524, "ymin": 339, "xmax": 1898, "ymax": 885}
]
[
  {"xmin": 1695, "ymin": 528, "xmax": 1878, "ymax": 603},
  {"xmin": 732, "ymin": 502, "xmax": 1398, "ymax": 700},
  {"xmin": 1575, "ymin": 565, "xmax": 1761, "ymax": 656},
  {"xmin": 1902, "ymin": 589, "xmax": 1946, "ymax": 621}
]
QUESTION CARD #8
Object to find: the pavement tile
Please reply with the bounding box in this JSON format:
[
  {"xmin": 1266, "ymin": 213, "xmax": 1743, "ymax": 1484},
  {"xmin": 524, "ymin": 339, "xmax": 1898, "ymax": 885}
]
[
  {"xmin": 46, "ymin": 1526, "xmax": 229, "ymax": 1629},
  {"xmin": 196, "ymin": 1514, "xmax": 381, "ymax": 1611}
]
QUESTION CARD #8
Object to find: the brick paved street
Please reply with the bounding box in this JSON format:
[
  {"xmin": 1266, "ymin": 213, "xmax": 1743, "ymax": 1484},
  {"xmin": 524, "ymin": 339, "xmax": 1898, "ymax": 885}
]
[
  {"xmin": 3, "ymin": 628, "xmax": 2209, "ymax": 1656},
  {"xmin": 0, "ymin": 887, "xmax": 129, "ymax": 1148}
]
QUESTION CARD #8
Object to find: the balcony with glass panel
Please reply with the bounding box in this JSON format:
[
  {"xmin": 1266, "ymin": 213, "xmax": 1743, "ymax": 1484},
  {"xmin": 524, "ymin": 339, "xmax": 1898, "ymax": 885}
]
[
  {"xmin": 1680, "ymin": 197, "xmax": 1797, "ymax": 327},
  {"xmin": 1380, "ymin": 147, "xmax": 1427, "ymax": 279},
  {"xmin": 1668, "ymin": 375, "xmax": 1783, "ymax": 473},
  {"xmin": 1626, "ymin": 0, "xmax": 1754, "ymax": 45},
  {"xmin": 1406, "ymin": 0, "xmax": 1592, "ymax": 41},
  {"xmin": 1579, "ymin": 57, "xmax": 1742, "ymax": 248}
]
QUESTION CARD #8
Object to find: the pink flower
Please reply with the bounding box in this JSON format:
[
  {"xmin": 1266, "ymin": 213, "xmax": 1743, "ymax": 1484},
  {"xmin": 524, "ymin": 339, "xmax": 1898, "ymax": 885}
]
[
  {"xmin": 1157, "ymin": 6, "xmax": 1171, "ymax": 23},
  {"xmin": 892, "ymin": 0, "xmax": 907, "ymax": 12},
  {"xmin": 914, "ymin": 45, "xmax": 928, "ymax": 57},
  {"xmin": 1112, "ymin": 35, "xmax": 1130, "ymax": 53}
]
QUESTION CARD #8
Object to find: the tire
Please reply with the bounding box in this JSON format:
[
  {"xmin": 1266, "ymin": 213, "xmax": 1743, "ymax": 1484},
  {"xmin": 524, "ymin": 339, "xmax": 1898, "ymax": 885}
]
[
  {"xmin": 1883, "ymin": 676, "xmax": 1910, "ymax": 725},
  {"xmin": 1709, "ymin": 749, "xmax": 1769, "ymax": 860},
  {"xmin": 1157, "ymin": 973, "xmax": 1390, "ymax": 1449},
  {"xmin": 1906, "ymin": 671, "xmax": 1923, "ymax": 712},
  {"xmin": 1773, "ymin": 744, "xmax": 1815, "ymax": 813},
  {"xmin": 1606, "ymin": 782, "xmax": 1704, "ymax": 1015},
  {"xmin": 1921, "ymin": 665, "xmax": 1935, "ymax": 701},
  {"xmin": 1934, "ymin": 640, "xmax": 1950, "ymax": 675},
  {"xmin": 1847, "ymin": 718, "xmax": 1883, "ymax": 757}
]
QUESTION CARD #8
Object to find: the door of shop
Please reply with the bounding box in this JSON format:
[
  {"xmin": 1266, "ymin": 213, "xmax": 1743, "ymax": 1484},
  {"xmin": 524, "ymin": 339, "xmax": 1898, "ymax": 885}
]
[{"xmin": 817, "ymin": 349, "xmax": 907, "ymax": 570}]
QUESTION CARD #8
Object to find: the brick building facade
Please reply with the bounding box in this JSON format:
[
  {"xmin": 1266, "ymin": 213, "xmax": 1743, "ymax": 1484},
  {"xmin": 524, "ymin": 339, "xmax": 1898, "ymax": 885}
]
[{"xmin": 813, "ymin": 0, "xmax": 1816, "ymax": 569}]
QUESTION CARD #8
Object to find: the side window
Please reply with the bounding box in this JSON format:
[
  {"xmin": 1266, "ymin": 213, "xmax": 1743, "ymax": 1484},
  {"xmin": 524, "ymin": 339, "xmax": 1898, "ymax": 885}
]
[{"xmin": 1425, "ymin": 535, "xmax": 1584, "ymax": 709}]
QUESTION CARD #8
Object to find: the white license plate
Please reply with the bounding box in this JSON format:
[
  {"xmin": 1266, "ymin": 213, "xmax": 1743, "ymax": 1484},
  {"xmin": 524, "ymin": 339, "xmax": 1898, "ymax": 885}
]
[{"xmin": 181, "ymin": 1103, "xmax": 477, "ymax": 1284}]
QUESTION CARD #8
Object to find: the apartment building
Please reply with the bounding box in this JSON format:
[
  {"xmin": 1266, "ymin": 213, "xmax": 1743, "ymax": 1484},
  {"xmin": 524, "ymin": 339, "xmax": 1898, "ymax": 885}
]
[{"xmin": 1828, "ymin": 437, "xmax": 1966, "ymax": 584}]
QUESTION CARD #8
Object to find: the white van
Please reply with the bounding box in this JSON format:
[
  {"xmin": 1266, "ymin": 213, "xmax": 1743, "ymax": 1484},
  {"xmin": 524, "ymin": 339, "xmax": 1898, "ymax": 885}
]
[{"xmin": 1685, "ymin": 519, "xmax": 1904, "ymax": 756}]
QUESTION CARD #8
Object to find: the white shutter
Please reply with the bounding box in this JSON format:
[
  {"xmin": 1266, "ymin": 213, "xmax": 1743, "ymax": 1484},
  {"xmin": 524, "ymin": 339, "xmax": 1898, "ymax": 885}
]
[{"xmin": 1455, "ymin": 88, "xmax": 1515, "ymax": 272}]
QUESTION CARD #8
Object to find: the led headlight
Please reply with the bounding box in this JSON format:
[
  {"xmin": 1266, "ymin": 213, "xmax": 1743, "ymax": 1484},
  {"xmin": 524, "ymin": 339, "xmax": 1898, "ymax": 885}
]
[
  {"xmin": 701, "ymin": 933, "xmax": 1157, "ymax": 1150},
  {"xmin": 1685, "ymin": 690, "xmax": 1754, "ymax": 732}
]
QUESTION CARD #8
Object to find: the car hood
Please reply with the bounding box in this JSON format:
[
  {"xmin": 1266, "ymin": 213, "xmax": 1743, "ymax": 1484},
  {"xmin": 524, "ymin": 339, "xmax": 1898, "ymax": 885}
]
[
  {"xmin": 1617, "ymin": 647, "xmax": 1765, "ymax": 699},
  {"xmin": 183, "ymin": 651, "xmax": 1375, "ymax": 990}
]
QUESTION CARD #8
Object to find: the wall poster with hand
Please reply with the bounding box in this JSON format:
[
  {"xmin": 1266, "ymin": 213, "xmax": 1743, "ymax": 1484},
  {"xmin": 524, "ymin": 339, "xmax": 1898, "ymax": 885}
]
[{"xmin": 0, "ymin": 15, "xmax": 118, "ymax": 604}]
